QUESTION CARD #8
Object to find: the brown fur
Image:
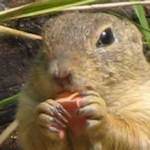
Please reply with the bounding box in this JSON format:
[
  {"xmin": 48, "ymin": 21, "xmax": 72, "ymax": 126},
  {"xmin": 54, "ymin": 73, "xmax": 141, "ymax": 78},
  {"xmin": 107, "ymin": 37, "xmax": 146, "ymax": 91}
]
[{"xmin": 16, "ymin": 12, "xmax": 150, "ymax": 150}]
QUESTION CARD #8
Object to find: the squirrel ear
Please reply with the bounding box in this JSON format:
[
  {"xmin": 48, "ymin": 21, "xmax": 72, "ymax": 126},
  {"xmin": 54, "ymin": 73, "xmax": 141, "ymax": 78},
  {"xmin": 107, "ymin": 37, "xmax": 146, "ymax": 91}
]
[{"xmin": 124, "ymin": 20, "xmax": 143, "ymax": 47}]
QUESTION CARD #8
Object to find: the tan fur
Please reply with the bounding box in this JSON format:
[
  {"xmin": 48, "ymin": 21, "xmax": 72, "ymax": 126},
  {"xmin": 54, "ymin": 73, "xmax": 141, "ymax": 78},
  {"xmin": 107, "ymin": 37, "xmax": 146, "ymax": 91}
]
[{"xmin": 16, "ymin": 12, "xmax": 150, "ymax": 150}]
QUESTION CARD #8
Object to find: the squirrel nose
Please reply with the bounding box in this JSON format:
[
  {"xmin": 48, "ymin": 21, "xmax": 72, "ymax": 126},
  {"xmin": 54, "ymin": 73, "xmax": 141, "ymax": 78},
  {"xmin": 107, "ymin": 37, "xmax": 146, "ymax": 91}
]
[
  {"xmin": 55, "ymin": 68, "xmax": 72, "ymax": 80},
  {"xmin": 50, "ymin": 62, "xmax": 72, "ymax": 86},
  {"xmin": 54, "ymin": 68, "xmax": 72, "ymax": 87}
]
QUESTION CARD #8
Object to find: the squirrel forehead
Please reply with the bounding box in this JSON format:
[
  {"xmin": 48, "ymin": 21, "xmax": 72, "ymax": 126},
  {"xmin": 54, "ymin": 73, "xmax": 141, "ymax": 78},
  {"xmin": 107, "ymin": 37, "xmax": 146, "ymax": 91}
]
[
  {"xmin": 43, "ymin": 12, "xmax": 121, "ymax": 42},
  {"xmin": 43, "ymin": 12, "xmax": 142, "ymax": 54}
]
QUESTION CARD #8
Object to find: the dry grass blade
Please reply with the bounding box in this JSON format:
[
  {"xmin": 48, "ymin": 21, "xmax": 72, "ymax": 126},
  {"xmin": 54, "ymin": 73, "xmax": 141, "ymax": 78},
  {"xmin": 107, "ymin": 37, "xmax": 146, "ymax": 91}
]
[
  {"xmin": 0, "ymin": 0, "xmax": 99, "ymax": 22},
  {"xmin": 65, "ymin": 1, "xmax": 150, "ymax": 11},
  {"xmin": 0, "ymin": 120, "xmax": 18, "ymax": 146},
  {"xmin": 0, "ymin": 25, "xmax": 42, "ymax": 40}
]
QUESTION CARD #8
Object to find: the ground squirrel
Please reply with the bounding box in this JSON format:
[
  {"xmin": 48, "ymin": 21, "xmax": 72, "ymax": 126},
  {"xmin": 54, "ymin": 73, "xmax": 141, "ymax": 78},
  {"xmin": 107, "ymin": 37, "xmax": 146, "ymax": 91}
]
[{"xmin": 16, "ymin": 12, "xmax": 150, "ymax": 150}]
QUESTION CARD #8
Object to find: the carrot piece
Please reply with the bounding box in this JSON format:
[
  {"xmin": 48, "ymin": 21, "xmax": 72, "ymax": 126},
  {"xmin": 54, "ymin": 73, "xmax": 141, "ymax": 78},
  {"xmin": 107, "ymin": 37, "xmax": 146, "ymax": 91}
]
[{"xmin": 56, "ymin": 92, "xmax": 86, "ymax": 132}]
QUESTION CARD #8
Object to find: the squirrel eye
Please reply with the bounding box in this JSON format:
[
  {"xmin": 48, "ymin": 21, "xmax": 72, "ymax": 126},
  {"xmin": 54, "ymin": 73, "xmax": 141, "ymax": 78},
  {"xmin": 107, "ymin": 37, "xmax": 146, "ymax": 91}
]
[{"xmin": 97, "ymin": 28, "xmax": 114, "ymax": 47}]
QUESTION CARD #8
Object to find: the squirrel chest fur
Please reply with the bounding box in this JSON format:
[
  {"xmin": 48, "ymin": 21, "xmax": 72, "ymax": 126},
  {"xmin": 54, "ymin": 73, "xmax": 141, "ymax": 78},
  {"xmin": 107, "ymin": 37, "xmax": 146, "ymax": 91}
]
[{"xmin": 16, "ymin": 12, "xmax": 150, "ymax": 150}]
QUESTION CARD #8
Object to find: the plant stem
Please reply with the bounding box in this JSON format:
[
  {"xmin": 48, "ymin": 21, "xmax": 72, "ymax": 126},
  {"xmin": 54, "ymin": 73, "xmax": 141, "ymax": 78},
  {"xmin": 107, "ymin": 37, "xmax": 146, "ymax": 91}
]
[
  {"xmin": 0, "ymin": 94, "xmax": 19, "ymax": 108},
  {"xmin": 130, "ymin": 0, "xmax": 150, "ymax": 49}
]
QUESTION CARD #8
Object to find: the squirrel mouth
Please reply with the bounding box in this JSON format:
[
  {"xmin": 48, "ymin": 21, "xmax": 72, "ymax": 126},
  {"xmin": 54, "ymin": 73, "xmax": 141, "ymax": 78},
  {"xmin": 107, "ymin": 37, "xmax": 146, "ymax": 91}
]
[
  {"xmin": 52, "ymin": 80, "xmax": 83, "ymax": 98},
  {"xmin": 53, "ymin": 83, "xmax": 93, "ymax": 99},
  {"xmin": 52, "ymin": 83, "xmax": 77, "ymax": 98},
  {"xmin": 52, "ymin": 77, "xmax": 77, "ymax": 96},
  {"xmin": 54, "ymin": 88, "xmax": 80, "ymax": 98},
  {"xmin": 52, "ymin": 75, "xmax": 94, "ymax": 98}
]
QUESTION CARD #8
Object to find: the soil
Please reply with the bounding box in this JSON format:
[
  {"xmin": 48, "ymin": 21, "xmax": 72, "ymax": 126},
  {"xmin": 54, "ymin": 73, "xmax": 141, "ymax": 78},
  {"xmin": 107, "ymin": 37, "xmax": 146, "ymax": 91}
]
[{"xmin": 0, "ymin": 0, "xmax": 45, "ymax": 149}]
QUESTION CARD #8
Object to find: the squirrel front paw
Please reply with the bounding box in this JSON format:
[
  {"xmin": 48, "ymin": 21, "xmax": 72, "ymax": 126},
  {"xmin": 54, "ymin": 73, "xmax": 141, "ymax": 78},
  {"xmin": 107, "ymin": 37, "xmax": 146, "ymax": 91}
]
[
  {"xmin": 36, "ymin": 99, "xmax": 70, "ymax": 140},
  {"xmin": 76, "ymin": 90, "xmax": 107, "ymax": 136}
]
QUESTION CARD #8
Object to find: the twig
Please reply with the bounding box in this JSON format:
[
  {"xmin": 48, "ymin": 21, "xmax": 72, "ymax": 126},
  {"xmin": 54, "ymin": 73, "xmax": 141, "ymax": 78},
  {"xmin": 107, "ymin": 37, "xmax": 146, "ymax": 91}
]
[
  {"xmin": 0, "ymin": 120, "xmax": 18, "ymax": 146},
  {"xmin": 0, "ymin": 25, "xmax": 42, "ymax": 40},
  {"xmin": 65, "ymin": 1, "xmax": 150, "ymax": 11}
]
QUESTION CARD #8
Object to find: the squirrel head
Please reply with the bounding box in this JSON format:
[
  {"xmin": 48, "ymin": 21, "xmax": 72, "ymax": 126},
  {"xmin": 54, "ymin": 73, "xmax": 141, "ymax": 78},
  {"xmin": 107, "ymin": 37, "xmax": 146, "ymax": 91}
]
[{"xmin": 42, "ymin": 12, "xmax": 150, "ymax": 98}]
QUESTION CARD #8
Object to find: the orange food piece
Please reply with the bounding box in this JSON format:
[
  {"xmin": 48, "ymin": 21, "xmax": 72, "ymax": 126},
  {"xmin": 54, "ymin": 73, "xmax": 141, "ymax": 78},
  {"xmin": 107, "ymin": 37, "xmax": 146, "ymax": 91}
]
[
  {"xmin": 56, "ymin": 92, "xmax": 86, "ymax": 132},
  {"xmin": 50, "ymin": 125, "xmax": 65, "ymax": 140}
]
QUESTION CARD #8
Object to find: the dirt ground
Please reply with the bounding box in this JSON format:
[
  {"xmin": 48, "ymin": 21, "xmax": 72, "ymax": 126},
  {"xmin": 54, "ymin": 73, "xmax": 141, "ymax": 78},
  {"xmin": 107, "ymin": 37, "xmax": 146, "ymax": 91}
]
[{"xmin": 0, "ymin": 0, "xmax": 46, "ymax": 149}]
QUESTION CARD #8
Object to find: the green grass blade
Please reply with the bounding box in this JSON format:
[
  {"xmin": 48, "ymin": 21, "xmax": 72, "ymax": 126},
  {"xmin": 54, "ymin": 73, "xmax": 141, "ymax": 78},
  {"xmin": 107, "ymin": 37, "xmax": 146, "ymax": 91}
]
[
  {"xmin": 130, "ymin": 0, "xmax": 150, "ymax": 49},
  {"xmin": 0, "ymin": 0, "xmax": 100, "ymax": 22},
  {"xmin": 0, "ymin": 94, "xmax": 19, "ymax": 108}
]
